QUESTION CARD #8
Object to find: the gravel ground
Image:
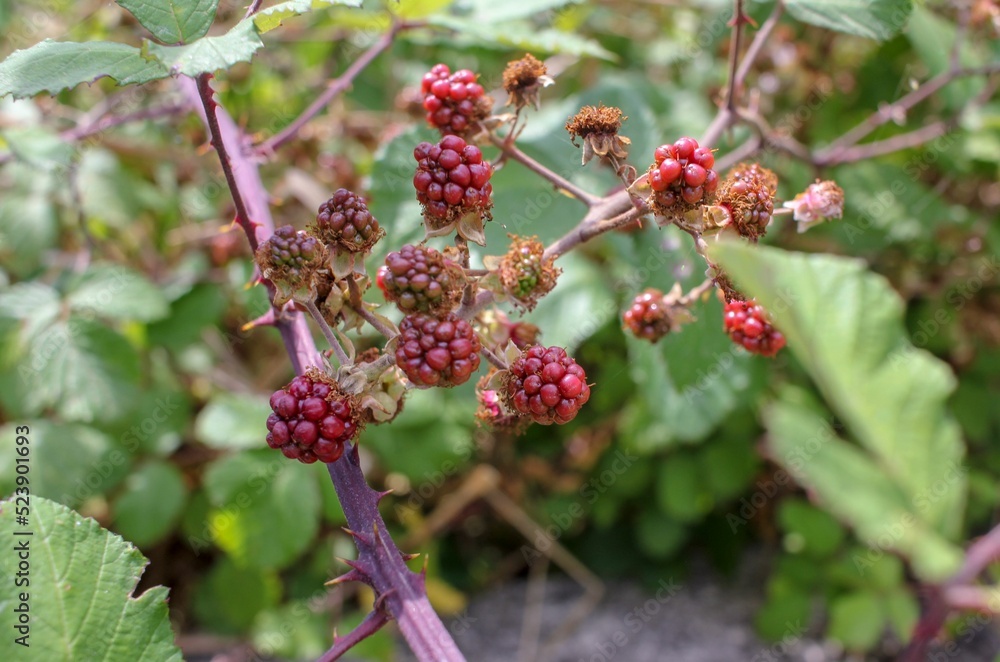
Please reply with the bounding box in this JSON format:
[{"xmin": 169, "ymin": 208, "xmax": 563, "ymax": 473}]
[{"xmin": 398, "ymin": 550, "xmax": 1000, "ymax": 662}]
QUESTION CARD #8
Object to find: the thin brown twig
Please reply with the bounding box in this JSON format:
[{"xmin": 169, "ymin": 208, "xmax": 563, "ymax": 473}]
[
  {"xmin": 817, "ymin": 63, "xmax": 1000, "ymax": 161},
  {"xmin": 724, "ymin": 0, "xmax": 746, "ymax": 112},
  {"xmin": 257, "ymin": 21, "xmax": 405, "ymax": 154},
  {"xmin": 487, "ymin": 132, "xmax": 601, "ymax": 206},
  {"xmin": 701, "ymin": 0, "xmax": 784, "ymax": 147}
]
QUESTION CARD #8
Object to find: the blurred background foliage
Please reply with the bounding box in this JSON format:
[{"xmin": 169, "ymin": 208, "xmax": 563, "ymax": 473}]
[{"xmin": 1, "ymin": 0, "xmax": 999, "ymax": 659}]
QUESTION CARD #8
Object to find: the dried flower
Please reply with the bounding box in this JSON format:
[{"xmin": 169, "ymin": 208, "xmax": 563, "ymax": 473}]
[
  {"xmin": 502, "ymin": 54, "xmax": 553, "ymax": 110},
  {"xmin": 784, "ymin": 180, "xmax": 845, "ymax": 233},
  {"xmin": 565, "ymin": 104, "xmax": 631, "ymax": 165},
  {"xmin": 496, "ymin": 235, "xmax": 560, "ymax": 311}
]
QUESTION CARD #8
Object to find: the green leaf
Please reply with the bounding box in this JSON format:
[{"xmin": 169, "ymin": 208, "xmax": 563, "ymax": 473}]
[
  {"xmin": 0, "ymin": 497, "xmax": 182, "ymax": 661},
  {"xmin": 455, "ymin": 0, "xmax": 582, "ymax": 24},
  {"xmin": 785, "ymin": 0, "xmax": 912, "ymax": 41},
  {"xmin": 143, "ymin": 19, "xmax": 263, "ymax": 77},
  {"xmin": 20, "ymin": 318, "xmax": 140, "ymax": 423},
  {"xmin": 635, "ymin": 510, "xmax": 687, "ymax": 559},
  {"xmin": 116, "ymin": 0, "xmax": 219, "ymax": 44},
  {"xmin": 709, "ymin": 243, "xmax": 966, "ymax": 539},
  {"xmin": 427, "ymin": 15, "xmax": 612, "ymax": 58},
  {"xmin": 193, "ymin": 557, "xmax": 280, "ymax": 633},
  {"xmin": 0, "ymin": 422, "xmax": 124, "ymax": 508},
  {"xmin": 253, "ymin": 0, "xmax": 363, "ymax": 34},
  {"xmin": 66, "ymin": 264, "xmax": 169, "ymax": 322},
  {"xmin": 884, "ymin": 588, "xmax": 920, "ymax": 640},
  {"xmin": 194, "ymin": 392, "xmax": 272, "ymax": 449},
  {"xmin": 203, "ymin": 451, "xmax": 321, "ymax": 569},
  {"xmin": 827, "ymin": 590, "xmax": 886, "ymax": 651},
  {"xmin": 655, "ymin": 453, "xmax": 713, "ymax": 522},
  {"xmin": 0, "ymin": 281, "xmax": 61, "ymax": 337},
  {"xmin": 527, "ymin": 252, "xmax": 615, "ymax": 354},
  {"xmin": 0, "ymin": 40, "xmax": 167, "ymax": 98},
  {"xmin": 766, "ymin": 402, "xmax": 963, "ymax": 581},
  {"xmin": 113, "ymin": 460, "xmax": 188, "ymax": 547},
  {"xmin": 778, "ymin": 499, "xmax": 845, "ymax": 558}
]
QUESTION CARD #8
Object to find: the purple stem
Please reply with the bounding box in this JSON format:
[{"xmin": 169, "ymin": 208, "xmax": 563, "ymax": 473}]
[
  {"xmin": 317, "ymin": 609, "xmax": 391, "ymax": 662},
  {"xmin": 178, "ymin": 76, "xmax": 464, "ymax": 662}
]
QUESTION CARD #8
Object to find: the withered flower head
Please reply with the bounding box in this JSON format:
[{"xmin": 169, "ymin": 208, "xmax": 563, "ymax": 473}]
[
  {"xmin": 502, "ymin": 54, "xmax": 553, "ymax": 110},
  {"xmin": 565, "ymin": 104, "xmax": 631, "ymax": 165},
  {"xmin": 783, "ymin": 179, "xmax": 845, "ymax": 233}
]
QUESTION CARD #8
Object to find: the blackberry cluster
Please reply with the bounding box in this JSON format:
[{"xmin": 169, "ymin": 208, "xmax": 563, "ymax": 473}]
[
  {"xmin": 718, "ymin": 163, "xmax": 777, "ymax": 241},
  {"xmin": 648, "ymin": 137, "xmax": 719, "ymax": 216},
  {"xmin": 377, "ymin": 244, "xmax": 465, "ymax": 315},
  {"xmin": 723, "ymin": 300, "xmax": 786, "ymax": 357},
  {"xmin": 266, "ymin": 371, "xmax": 359, "ymax": 464},
  {"xmin": 396, "ymin": 313, "xmax": 482, "ymax": 388},
  {"xmin": 413, "ymin": 135, "xmax": 493, "ymax": 227},
  {"xmin": 421, "ymin": 64, "xmax": 492, "ymax": 136},
  {"xmin": 504, "ymin": 346, "xmax": 590, "ymax": 425},
  {"xmin": 257, "ymin": 225, "xmax": 326, "ymax": 283},
  {"xmin": 623, "ymin": 289, "xmax": 672, "ymax": 342},
  {"xmin": 312, "ymin": 188, "xmax": 384, "ymax": 253}
]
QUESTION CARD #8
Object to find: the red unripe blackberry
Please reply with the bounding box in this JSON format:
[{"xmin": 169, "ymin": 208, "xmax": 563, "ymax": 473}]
[
  {"xmin": 413, "ymin": 135, "xmax": 493, "ymax": 228},
  {"xmin": 420, "ymin": 63, "xmax": 492, "ymax": 136},
  {"xmin": 723, "ymin": 300, "xmax": 785, "ymax": 357},
  {"xmin": 717, "ymin": 162, "xmax": 778, "ymax": 241},
  {"xmin": 266, "ymin": 370, "xmax": 360, "ymax": 464},
  {"xmin": 623, "ymin": 289, "xmax": 672, "ymax": 342},
  {"xmin": 504, "ymin": 345, "xmax": 590, "ymax": 425},
  {"xmin": 396, "ymin": 313, "xmax": 482, "ymax": 388},
  {"xmin": 647, "ymin": 137, "xmax": 719, "ymax": 219},
  {"xmin": 379, "ymin": 244, "xmax": 465, "ymax": 315},
  {"xmin": 312, "ymin": 188, "xmax": 384, "ymax": 253}
]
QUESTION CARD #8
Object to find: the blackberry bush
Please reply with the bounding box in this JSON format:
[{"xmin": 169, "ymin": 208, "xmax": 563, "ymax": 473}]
[
  {"xmin": 503, "ymin": 345, "xmax": 590, "ymax": 425},
  {"xmin": 413, "ymin": 134, "xmax": 493, "ymax": 240},
  {"xmin": 377, "ymin": 243, "xmax": 465, "ymax": 315},
  {"xmin": 266, "ymin": 369, "xmax": 360, "ymax": 464},
  {"xmin": 646, "ymin": 136, "xmax": 719, "ymax": 219},
  {"xmin": 421, "ymin": 63, "xmax": 492, "ymax": 136}
]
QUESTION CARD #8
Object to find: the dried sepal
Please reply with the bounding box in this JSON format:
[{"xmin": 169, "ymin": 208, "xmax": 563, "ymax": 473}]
[{"xmin": 565, "ymin": 104, "xmax": 631, "ymax": 165}]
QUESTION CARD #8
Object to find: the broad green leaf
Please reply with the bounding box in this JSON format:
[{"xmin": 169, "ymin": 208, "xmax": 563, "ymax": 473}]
[
  {"xmin": 827, "ymin": 590, "xmax": 886, "ymax": 651},
  {"xmin": 0, "ymin": 497, "xmax": 182, "ymax": 662},
  {"xmin": 709, "ymin": 242, "xmax": 966, "ymax": 538},
  {"xmin": 527, "ymin": 253, "xmax": 615, "ymax": 353},
  {"xmin": 143, "ymin": 19, "xmax": 263, "ymax": 77},
  {"xmin": 766, "ymin": 402, "xmax": 962, "ymax": 581},
  {"xmin": 0, "ymin": 422, "xmax": 125, "ymax": 508},
  {"xmin": 0, "ymin": 169, "xmax": 59, "ymax": 277},
  {"xmin": 390, "ymin": 0, "xmax": 454, "ymax": 20},
  {"xmin": 0, "ymin": 40, "xmax": 167, "ymax": 98},
  {"xmin": 116, "ymin": 0, "xmax": 219, "ymax": 44},
  {"xmin": 656, "ymin": 453, "xmax": 713, "ymax": 522},
  {"xmin": 0, "ymin": 281, "xmax": 61, "ymax": 337},
  {"xmin": 454, "ymin": 0, "xmax": 582, "ymax": 23},
  {"xmin": 635, "ymin": 510, "xmax": 687, "ymax": 558},
  {"xmin": 427, "ymin": 15, "xmax": 613, "ymax": 58},
  {"xmin": 253, "ymin": 0, "xmax": 363, "ymax": 34},
  {"xmin": 194, "ymin": 392, "xmax": 272, "ymax": 449},
  {"xmin": 65, "ymin": 264, "xmax": 169, "ymax": 322},
  {"xmin": 885, "ymin": 588, "xmax": 920, "ymax": 640},
  {"xmin": 193, "ymin": 557, "xmax": 280, "ymax": 633},
  {"xmin": 113, "ymin": 460, "xmax": 188, "ymax": 547},
  {"xmin": 203, "ymin": 450, "xmax": 321, "ymax": 569},
  {"xmin": 19, "ymin": 318, "xmax": 141, "ymax": 423},
  {"xmin": 785, "ymin": 0, "xmax": 912, "ymax": 41},
  {"xmin": 778, "ymin": 499, "xmax": 845, "ymax": 558},
  {"xmin": 252, "ymin": 599, "xmax": 334, "ymax": 660}
]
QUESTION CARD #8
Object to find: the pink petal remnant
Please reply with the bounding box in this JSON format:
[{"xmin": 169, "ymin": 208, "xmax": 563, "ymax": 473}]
[{"xmin": 784, "ymin": 180, "xmax": 845, "ymax": 233}]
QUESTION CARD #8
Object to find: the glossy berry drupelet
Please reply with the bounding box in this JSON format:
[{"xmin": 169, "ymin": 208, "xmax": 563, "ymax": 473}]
[
  {"xmin": 266, "ymin": 371, "xmax": 359, "ymax": 464},
  {"xmin": 623, "ymin": 289, "xmax": 672, "ymax": 342},
  {"xmin": 504, "ymin": 345, "xmax": 590, "ymax": 425},
  {"xmin": 723, "ymin": 300, "xmax": 786, "ymax": 357},
  {"xmin": 312, "ymin": 188, "xmax": 384, "ymax": 253},
  {"xmin": 421, "ymin": 63, "xmax": 492, "ymax": 136},
  {"xmin": 259, "ymin": 225, "xmax": 325, "ymax": 281},
  {"xmin": 647, "ymin": 136, "xmax": 719, "ymax": 216},
  {"xmin": 717, "ymin": 163, "xmax": 777, "ymax": 241},
  {"xmin": 396, "ymin": 313, "xmax": 482, "ymax": 388},
  {"xmin": 413, "ymin": 135, "xmax": 493, "ymax": 227},
  {"xmin": 378, "ymin": 243, "xmax": 465, "ymax": 315}
]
